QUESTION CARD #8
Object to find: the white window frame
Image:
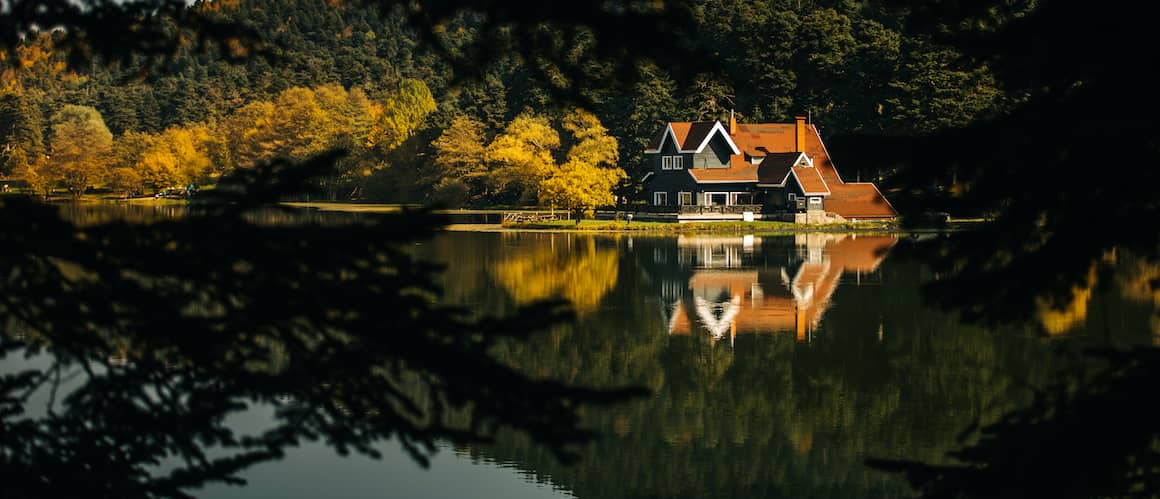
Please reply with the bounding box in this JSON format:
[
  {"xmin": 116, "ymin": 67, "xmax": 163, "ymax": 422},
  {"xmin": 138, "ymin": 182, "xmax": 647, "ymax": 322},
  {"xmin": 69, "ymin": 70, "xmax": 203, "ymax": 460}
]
[
  {"xmin": 671, "ymin": 156, "xmax": 683, "ymax": 170},
  {"xmin": 661, "ymin": 156, "xmax": 672, "ymax": 170},
  {"xmin": 707, "ymin": 192, "xmax": 728, "ymax": 206},
  {"xmin": 678, "ymin": 191, "xmax": 692, "ymax": 205},
  {"xmin": 788, "ymin": 193, "xmax": 797, "ymax": 202},
  {"xmin": 809, "ymin": 197, "xmax": 822, "ymax": 205},
  {"xmin": 730, "ymin": 192, "xmax": 753, "ymax": 206},
  {"xmin": 653, "ymin": 191, "xmax": 668, "ymax": 206}
]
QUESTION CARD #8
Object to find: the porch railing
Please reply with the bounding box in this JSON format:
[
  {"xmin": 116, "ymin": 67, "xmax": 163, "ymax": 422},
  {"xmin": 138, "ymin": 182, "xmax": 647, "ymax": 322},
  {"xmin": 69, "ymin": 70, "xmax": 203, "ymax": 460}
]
[{"xmin": 678, "ymin": 204, "xmax": 764, "ymax": 215}]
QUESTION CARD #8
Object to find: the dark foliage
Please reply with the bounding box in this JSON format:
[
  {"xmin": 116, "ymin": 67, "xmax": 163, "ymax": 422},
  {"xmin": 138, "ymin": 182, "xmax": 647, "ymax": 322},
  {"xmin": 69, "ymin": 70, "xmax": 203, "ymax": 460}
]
[
  {"xmin": 0, "ymin": 153, "xmax": 645, "ymax": 499},
  {"xmin": 372, "ymin": 0, "xmax": 712, "ymax": 102},
  {"xmin": 848, "ymin": 2, "xmax": 1160, "ymax": 497},
  {"xmin": 869, "ymin": 348, "xmax": 1160, "ymax": 498},
  {"xmin": 0, "ymin": 0, "xmax": 267, "ymax": 70}
]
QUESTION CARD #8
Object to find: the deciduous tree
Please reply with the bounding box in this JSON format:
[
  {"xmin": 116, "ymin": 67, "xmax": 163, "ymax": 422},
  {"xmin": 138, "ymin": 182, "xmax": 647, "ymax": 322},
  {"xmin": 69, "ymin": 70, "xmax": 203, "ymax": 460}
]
[
  {"xmin": 371, "ymin": 78, "xmax": 437, "ymax": 152},
  {"xmin": 486, "ymin": 113, "xmax": 559, "ymax": 202},
  {"xmin": 48, "ymin": 105, "xmax": 113, "ymax": 197},
  {"xmin": 539, "ymin": 109, "xmax": 624, "ymax": 220},
  {"xmin": 431, "ymin": 115, "xmax": 488, "ymax": 202}
]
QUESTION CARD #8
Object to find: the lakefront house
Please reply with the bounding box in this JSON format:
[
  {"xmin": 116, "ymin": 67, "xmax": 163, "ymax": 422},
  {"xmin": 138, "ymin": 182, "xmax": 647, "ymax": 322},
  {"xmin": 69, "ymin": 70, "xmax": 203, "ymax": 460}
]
[{"xmin": 641, "ymin": 114, "xmax": 896, "ymax": 222}]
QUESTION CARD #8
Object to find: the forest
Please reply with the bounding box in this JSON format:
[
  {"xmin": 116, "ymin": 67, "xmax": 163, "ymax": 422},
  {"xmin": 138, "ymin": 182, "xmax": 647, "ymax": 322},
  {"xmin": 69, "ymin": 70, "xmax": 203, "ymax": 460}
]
[{"xmin": 0, "ymin": 0, "xmax": 1001, "ymax": 209}]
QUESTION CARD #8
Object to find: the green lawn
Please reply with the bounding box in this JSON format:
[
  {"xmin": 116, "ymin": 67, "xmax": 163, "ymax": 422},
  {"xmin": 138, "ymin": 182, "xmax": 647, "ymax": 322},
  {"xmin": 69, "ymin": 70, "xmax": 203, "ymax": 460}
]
[{"xmin": 508, "ymin": 219, "xmax": 900, "ymax": 233}]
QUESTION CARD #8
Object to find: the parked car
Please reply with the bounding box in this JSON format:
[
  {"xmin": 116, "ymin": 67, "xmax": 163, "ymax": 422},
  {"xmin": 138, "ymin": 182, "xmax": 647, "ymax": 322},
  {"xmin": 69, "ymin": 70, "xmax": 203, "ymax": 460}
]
[{"xmin": 154, "ymin": 188, "xmax": 187, "ymax": 199}]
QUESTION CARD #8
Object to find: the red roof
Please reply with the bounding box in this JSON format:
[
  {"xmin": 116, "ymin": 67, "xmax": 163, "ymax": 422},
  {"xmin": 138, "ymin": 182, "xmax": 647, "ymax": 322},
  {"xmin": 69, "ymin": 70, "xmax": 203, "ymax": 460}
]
[
  {"xmin": 646, "ymin": 122, "xmax": 728, "ymax": 152},
  {"xmin": 670, "ymin": 122, "xmax": 692, "ymax": 149},
  {"xmin": 687, "ymin": 161, "xmax": 759, "ymax": 182},
  {"xmin": 732, "ymin": 123, "xmax": 796, "ymax": 154},
  {"xmin": 824, "ymin": 184, "xmax": 897, "ymax": 219},
  {"xmin": 756, "ymin": 152, "xmax": 801, "ymax": 184},
  {"xmin": 791, "ymin": 166, "xmax": 830, "ymax": 195}
]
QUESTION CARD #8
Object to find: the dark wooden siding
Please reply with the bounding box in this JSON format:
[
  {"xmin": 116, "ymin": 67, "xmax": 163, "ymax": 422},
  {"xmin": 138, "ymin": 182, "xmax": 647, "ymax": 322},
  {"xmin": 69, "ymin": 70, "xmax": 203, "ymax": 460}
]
[
  {"xmin": 650, "ymin": 138, "xmax": 695, "ymax": 174},
  {"xmin": 644, "ymin": 169, "xmax": 698, "ymax": 206},
  {"xmin": 691, "ymin": 134, "xmax": 731, "ymax": 169},
  {"xmin": 762, "ymin": 186, "xmax": 787, "ymax": 209}
]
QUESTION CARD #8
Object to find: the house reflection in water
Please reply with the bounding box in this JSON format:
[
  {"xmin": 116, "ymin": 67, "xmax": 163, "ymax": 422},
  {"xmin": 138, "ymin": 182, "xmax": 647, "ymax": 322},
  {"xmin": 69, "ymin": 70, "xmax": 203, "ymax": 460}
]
[{"xmin": 658, "ymin": 234, "xmax": 897, "ymax": 344}]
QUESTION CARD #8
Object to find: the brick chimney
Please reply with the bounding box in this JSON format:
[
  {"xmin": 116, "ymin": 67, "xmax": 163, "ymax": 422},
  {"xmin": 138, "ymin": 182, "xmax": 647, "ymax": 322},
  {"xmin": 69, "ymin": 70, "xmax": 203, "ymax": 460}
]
[{"xmin": 794, "ymin": 114, "xmax": 807, "ymax": 152}]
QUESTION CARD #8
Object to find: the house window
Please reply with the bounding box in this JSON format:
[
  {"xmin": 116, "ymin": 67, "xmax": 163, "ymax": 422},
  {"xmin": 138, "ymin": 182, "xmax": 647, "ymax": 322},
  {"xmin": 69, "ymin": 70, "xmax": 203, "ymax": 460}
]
[
  {"xmin": 653, "ymin": 191, "xmax": 668, "ymax": 206},
  {"xmin": 671, "ymin": 156, "xmax": 683, "ymax": 169},
  {"xmin": 809, "ymin": 197, "xmax": 822, "ymax": 204},
  {"xmin": 788, "ymin": 193, "xmax": 797, "ymax": 202},
  {"xmin": 679, "ymin": 192, "xmax": 693, "ymax": 205},
  {"xmin": 661, "ymin": 155, "xmax": 683, "ymax": 170},
  {"xmin": 732, "ymin": 193, "xmax": 753, "ymax": 205},
  {"xmin": 707, "ymin": 193, "xmax": 728, "ymax": 206}
]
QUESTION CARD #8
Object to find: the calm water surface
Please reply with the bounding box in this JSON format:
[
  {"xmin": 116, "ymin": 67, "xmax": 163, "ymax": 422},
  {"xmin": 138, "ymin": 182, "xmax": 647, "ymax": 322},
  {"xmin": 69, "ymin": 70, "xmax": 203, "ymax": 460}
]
[{"xmin": 7, "ymin": 206, "xmax": 1158, "ymax": 498}]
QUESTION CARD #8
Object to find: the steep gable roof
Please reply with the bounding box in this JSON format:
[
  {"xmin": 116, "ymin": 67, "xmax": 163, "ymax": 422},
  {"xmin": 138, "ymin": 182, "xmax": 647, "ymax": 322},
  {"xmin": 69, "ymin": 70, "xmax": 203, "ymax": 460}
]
[
  {"xmin": 757, "ymin": 152, "xmax": 806, "ymax": 185},
  {"xmin": 645, "ymin": 121, "xmax": 741, "ymax": 154},
  {"xmin": 683, "ymin": 122, "xmax": 717, "ymax": 150}
]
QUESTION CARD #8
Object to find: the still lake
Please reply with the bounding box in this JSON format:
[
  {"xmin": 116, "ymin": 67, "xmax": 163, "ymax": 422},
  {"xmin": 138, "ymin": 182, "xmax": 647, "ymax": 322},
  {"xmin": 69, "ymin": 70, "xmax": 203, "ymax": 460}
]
[
  {"xmin": 211, "ymin": 227, "xmax": 1156, "ymax": 498},
  {"xmin": 5, "ymin": 207, "xmax": 1157, "ymax": 498}
]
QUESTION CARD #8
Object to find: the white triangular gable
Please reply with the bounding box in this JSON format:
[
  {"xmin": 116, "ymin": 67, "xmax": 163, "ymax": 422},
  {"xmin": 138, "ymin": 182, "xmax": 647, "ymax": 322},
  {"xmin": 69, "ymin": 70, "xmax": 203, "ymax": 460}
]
[
  {"xmin": 687, "ymin": 121, "xmax": 741, "ymax": 155},
  {"xmin": 644, "ymin": 124, "xmax": 680, "ymax": 154}
]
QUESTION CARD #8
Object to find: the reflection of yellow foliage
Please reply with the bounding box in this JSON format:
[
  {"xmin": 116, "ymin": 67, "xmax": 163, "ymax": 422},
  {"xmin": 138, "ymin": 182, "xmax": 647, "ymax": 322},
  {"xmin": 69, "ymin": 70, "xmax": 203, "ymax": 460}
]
[
  {"xmin": 1035, "ymin": 265, "xmax": 1097, "ymax": 336},
  {"xmin": 791, "ymin": 430, "xmax": 814, "ymax": 455},
  {"xmin": 1115, "ymin": 257, "xmax": 1160, "ymax": 343},
  {"xmin": 613, "ymin": 415, "xmax": 632, "ymax": 437},
  {"xmin": 1118, "ymin": 259, "xmax": 1160, "ymax": 307},
  {"xmin": 491, "ymin": 237, "xmax": 618, "ymax": 315}
]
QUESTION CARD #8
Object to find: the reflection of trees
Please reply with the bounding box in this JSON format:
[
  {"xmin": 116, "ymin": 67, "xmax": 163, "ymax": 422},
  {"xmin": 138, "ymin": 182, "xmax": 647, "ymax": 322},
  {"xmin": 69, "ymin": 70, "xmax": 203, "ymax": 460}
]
[
  {"xmin": 1034, "ymin": 262, "xmax": 1098, "ymax": 336},
  {"xmin": 1116, "ymin": 255, "xmax": 1160, "ymax": 341},
  {"xmin": 491, "ymin": 234, "xmax": 620, "ymax": 315},
  {"xmin": 873, "ymin": 248, "xmax": 1160, "ymax": 497},
  {"xmin": 0, "ymin": 157, "xmax": 642, "ymax": 498},
  {"xmin": 460, "ymin": 238, "xmax": 1072, "ymax": 498}
]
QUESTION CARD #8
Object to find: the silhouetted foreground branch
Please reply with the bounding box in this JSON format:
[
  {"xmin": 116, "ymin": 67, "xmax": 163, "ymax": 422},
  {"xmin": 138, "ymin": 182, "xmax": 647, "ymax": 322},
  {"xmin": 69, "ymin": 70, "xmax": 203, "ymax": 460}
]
[
  {"xmin": 0, "ymin": 152, "xmax": 646, "ymax": 499},
  {"xmin": 869, "ymin": 348, "xmax": 1160, "ymax": 498}
]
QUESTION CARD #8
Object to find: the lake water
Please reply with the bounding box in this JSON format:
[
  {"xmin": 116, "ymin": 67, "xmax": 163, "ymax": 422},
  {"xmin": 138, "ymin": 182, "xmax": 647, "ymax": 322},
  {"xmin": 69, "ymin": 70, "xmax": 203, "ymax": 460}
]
[{"xmin": 4, "ymin": 207, "xmax": 1157, "ymax": 498}]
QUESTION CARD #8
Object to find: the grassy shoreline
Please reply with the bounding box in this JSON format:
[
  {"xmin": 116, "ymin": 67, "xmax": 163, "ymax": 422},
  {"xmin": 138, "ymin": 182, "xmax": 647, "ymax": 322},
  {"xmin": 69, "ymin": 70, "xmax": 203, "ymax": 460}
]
[
  {"xmin": 502, "ymin": 219, "xmax": 897, "ymax": 233},
  {"xmin": 12, "ymin": 196, "xmax": 978, "ymax": 234}
]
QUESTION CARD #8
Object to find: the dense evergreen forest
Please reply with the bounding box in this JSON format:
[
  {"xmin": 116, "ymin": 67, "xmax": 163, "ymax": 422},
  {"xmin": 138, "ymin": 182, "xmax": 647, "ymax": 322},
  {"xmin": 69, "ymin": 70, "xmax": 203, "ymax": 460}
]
[{"xmin": 0, "ymin": 0, "xmax": 1001, "ymax": 207}]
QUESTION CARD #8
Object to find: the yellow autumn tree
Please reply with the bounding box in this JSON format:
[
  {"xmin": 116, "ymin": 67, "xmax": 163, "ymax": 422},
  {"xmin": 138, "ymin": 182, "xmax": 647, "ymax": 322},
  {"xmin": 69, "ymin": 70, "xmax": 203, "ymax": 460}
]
[
  {"xmin": 370, "ymin": 78, "xmax": 437, "ymax": 152},
  {"xmin": 312, "ymin": 84, "xmax": 379, "ymax": 193},
  {"xmin": 538, "ymin": 109, "xmax": 625, "ymax": 221},
  {"xmin": 109, "ymin": 131, "xmax": 154, "ymax": 196},
  {"xmin": 48, "ymin": 105, "xmax": 113, "ymax": 197},
  {"xmin": 430, "ymin": 115, "xmax": 488, "ymax": 204},
  {"xmin": 486, "ymin": 113, "xmax": 560, "ymax": 202},
  {"xmin": 218, "ymin": 84, "xmax": 405, "ymax": 198},
  {"xmin": 13, "ymin": 154, "xmax": 54, "ymax": 198},
  {"xmin": 221, "ymin": 99, "xmax": 281, "ymax": 169}
]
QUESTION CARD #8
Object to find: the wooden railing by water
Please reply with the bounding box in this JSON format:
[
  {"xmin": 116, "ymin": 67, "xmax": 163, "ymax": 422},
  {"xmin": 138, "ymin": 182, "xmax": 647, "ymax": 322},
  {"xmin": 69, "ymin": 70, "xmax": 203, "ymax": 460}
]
[{"xmin": 502, "ymin": 211, "xmax": 570, "ymax": 223}]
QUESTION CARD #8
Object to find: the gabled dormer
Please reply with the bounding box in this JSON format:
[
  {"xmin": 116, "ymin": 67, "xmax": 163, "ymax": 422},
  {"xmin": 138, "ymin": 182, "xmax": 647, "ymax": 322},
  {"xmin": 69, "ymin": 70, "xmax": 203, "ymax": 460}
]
[
  {"xmin": 645, "ymin": 121, "xmax": 741, "ymax": 174},
  {"xmin": 644, "ymin": 121, "xmax": 740, "ymax": 156}
]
